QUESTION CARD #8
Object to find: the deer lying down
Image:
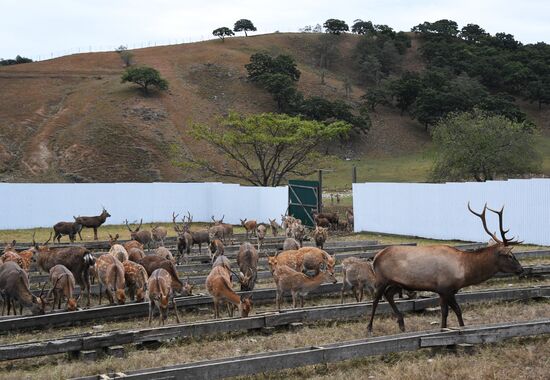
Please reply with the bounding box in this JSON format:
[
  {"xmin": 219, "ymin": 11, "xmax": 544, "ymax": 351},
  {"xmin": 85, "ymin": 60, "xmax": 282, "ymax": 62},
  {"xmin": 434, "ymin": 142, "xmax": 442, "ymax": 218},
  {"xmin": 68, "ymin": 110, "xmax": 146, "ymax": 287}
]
[
  {"xmin": 273, "ymin": 265, "xmax": 337, "ymax": 310},
  {"xmin": 205, "ymin": 265, "xmax": 253, "ymax": 319},
  {"xmin": 340, "ymin": 257, "xmax": 375, "ymax": 303},
  {"xmin": 147, "ymin": 268, "xmax": 181, "ymax": 326},
  {"xmin": 48, "ymin": 264, "xmax": 78, "ymax": 311}
]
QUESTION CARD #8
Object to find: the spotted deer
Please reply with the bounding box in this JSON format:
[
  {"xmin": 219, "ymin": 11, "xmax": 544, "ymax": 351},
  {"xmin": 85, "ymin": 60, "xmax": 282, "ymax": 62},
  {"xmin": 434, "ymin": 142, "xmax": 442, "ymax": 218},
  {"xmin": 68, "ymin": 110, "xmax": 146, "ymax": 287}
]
[
  {"xmin": 47, "ymin": 264, "xmax": 78, "ymax": 311},
  {"xmin": 146, "ymin": 268, "xmax": 181, "ymax": 326},
  {"xmin": 205, "ymin": 265, "xmax": 253, "ymax": 318},
  {"xmin": 95, "ymin": 254, "xmax": 126, "ymax": 305},
  {"xmin": 123, "ymin": 260, "xmax": 149, "ymax": 302}
]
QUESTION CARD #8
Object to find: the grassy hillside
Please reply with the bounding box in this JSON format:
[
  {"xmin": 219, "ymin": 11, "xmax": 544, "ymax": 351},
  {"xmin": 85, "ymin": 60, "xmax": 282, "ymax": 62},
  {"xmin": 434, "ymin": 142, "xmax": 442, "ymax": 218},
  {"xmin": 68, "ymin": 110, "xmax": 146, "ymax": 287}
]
[{"xmin": 0, "ymin": 32, "xmax": 548, "ymax": 188}]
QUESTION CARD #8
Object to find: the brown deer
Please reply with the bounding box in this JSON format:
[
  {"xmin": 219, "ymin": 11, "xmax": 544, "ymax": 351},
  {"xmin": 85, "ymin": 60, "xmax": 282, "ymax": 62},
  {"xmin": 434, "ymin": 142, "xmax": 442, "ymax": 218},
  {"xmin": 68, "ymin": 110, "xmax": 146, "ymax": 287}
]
[
  {"xmin": 138, "ymin": 255, "xmax": 190, "ymax": 295},
  {"xmin": 128, "ymin": 247, "xmax": 145, "ymax": 262},
  {"xmin": 173, "ymin": 212, "xmax": 209, "ymax": 261},
  {"xmin": 123, "ymin": 240, "xmax": 144, "ymax": 252},
  {"xmin": 346, "ymin": 209, "xmax": 354, "ymax": 231},
  {"xmin": 108, "ymin": 234, "xmax": 129, "ymax": 262},
  {"xmin": 256, "ymin": 225, "xmax": 267, "ymax": 251},
  {"xmin": 74, "ymin": 207, "xmax": 111, "ymax": 240},
  {"xmin": 282, "ymin": 237, "xmax": 300, "ymax": 251},
  {"xmin": 312, "ymin": 226, "xmax": 328, "ymax": 249},
  {"xmin": 205, "ymin": 265, "xmax": 253, "ymax": 318},
  {"xmin": 47, "ymin": 264, "xmax": 78, "ymax": 311},
  {"xmin": 313, "ymin": 212, "xmax": 339, "ymax": 230},
  {"xmin": 240, "ymin": 219, "xmax": 257, "ymax": 238},
  {"xmin": 34, "ymin": 233, "xmax": 95, "ymax": 306},
  {"xmin": 123, "ymin": 260, "xmax": 149, "ymax": 302},
  {"xmin": 268, "ymin": 247, "xmax": 336, "ymax": 276},
  {"xmin": 290, "ymin": 221, "xmax": 306, "ymax": 247},
  {"xmin": 315, "ymin": 217, "xmax": 331, "ymax": 229},
  {"xmin": 209, "ymin": 239, "xmax": 225, "ymax": 262},
  {"xmin": 281, "ymin": 215, "xmax": 296, "ymax": 232},
  {"xmin": 367, "ymin": 203, "xmax": 524, "ymax": 334},
  {"xmin": 273, "ymin": 265, "xmax": 337, "ymax": 310},
  {"xmin": 151, "ymin": 224, "xmax": 167, "ymax": 247},
  {"xmin": 125, "ymin": 219, "xmax": 152, "ymax": 248},
  {"xmin": 236, "ymin": 242, "xmax": 259, "ymax": 291},
  {"xmin": 154, "ymin": 246, "xmax": 175, "ymax": 263},
  {"xmin": 211, "ymin": 215, "xmax": 233, "ymax": 243},
  {"xmin": 340, "ymin": 257, "xmax": 375, "ymax": 303},
  {"xmin": 146, "ymin": 268, "xmax": 181, "ymax": 326},
  {"xmin": 53, "ymin": 221, "xmax": 82, "ymax": 243},
  {"xmin": 1, "ymin": 250, "xmax": 24, "ymax": 269},
  {"xmin": 95, "ymin": 254, "xmax": 126, "ymax": 305},
  {"xmin": 0, "ymin": 262, "xmax": 46, "ymax": 315},
  {"xmin": 268, "ymin": 218, "xmax": 280, "ymax": 237}
]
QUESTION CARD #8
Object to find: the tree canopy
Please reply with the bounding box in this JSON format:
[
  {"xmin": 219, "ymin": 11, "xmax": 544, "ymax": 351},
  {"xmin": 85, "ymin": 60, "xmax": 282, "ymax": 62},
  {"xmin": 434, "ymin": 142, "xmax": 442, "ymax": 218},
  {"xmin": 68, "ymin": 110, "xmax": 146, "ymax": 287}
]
[
  {"xmin": 233, "ymin": 19, "xmax": 257, "ymax": 36},
  {"xmin": 212, "ymin": 27, "xmax": 235, "ymax": 41},
  {"xmin": 0, "ymin": 55, "xmax": 33, "ymax": 66},
  {"xmin": 430, "ymin": 110, "xmax": 541, "ymax": 182},
  {"xmin": 121, "ymin": 66, "xmax": 168, "ymax": 94},
  {"xmin": 189, "ymin": 112, "xmax": 351, "ymax": 186},
  {"xmin": 323, "ymin": 19, "xmax": 349, "ymax": 34}
]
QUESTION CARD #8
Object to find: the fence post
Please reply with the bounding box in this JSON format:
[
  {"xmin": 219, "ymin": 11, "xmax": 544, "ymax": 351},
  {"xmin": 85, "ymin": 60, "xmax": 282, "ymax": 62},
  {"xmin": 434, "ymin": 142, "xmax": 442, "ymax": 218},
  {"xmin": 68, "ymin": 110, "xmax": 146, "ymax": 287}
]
[
  {"xmin": 352, "ymin": 166, "xmax": 357, "ymax": 184},
  {"xmin": 318, "ymin": 169, "xmax": 323, "ymax": 212}
]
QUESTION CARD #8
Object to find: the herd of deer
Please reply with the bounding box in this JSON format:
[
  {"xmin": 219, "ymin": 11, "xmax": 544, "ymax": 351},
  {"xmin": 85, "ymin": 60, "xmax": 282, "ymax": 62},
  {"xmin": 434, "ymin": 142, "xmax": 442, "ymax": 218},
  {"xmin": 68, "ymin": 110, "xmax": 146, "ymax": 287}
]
[{"xmin": 0, "ymin": 203, "xmax": 525, "ymax": 334}]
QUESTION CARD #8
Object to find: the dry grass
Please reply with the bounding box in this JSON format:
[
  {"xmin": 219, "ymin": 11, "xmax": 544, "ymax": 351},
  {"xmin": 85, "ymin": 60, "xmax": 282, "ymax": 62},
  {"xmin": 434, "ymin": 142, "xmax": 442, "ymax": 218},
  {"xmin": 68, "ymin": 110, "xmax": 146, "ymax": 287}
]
[{"xmin": 0, "ymin": 299, "xmax": 547, "ymax": 380}]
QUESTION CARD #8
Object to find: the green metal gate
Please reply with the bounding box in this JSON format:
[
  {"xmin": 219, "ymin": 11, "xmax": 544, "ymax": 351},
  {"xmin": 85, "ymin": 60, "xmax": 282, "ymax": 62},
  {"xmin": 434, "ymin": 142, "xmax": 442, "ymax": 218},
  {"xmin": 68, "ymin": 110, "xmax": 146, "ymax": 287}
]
[{"xmin": 288, "ymin": 179, "xmax": 320, "ymax": 227}]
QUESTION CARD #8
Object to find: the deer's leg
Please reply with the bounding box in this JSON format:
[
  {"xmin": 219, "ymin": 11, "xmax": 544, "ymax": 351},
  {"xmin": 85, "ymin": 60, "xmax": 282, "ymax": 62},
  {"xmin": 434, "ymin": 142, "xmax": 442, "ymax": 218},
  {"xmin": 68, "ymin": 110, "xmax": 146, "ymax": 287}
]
[
  {"xmin": 385, "ymin": 286, "xmax": 405, "ymax": 332},
  {"xmin": 148, "ymin": 301, "xmax": 153, "ymax": 326},
  {"xmin": 359, "ymin": 283, "xmax": 365, "ymax": 303},
  {"xmin": 57, "ymin": 291, "xmax": 62, "ymax": 310},
  {"xmin": 367, "ymin": 283, "xmax": 387, "ymax": 335},
  {"xmin": 93, "ymin": 228, "xmax": 98, "ymax": 240},
  {"xmin": 78, "ymin": 229, "xmax": 83, "ymax": 241},
  {"xmin": 340, "ymin": 279, "xmax": 347, "ymax": 304},
  {"xmin": 98, "ymin": 283, "xmax": 102, "ymax": 305},
  {"xmin": 439, "ymin": 294, "xmax": 449, "ymax": 329},
  {"xmin": 172, "ymin": 296, "xmax": 181, "ymax": 323},
  {"xmin": 448, "ymin": 293, "xmax": 465, "ymax": 327}
]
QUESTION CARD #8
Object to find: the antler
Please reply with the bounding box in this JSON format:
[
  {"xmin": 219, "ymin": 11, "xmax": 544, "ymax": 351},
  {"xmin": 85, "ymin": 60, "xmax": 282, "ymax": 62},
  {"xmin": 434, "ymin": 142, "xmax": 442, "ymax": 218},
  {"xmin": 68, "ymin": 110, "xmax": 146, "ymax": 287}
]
[
  {"xmin": 486, "ymin": 205, "xmax": 523, "ymax": 246},
  {"xmin": 137, "ymin": 219, "xmax": 143, "ymax": 231},
  {"xmin": 187, "ymin": 211, "xmax": 193, "ymax": 224},
  {"xmin": 172, "ymin": 212, "xmax": 182, "ymax": 233},
  {"xmin": 467, "ymin": 202, "xmax": 501, "ymax": 244},
  {"xmin": 44, "ymin": 232, "xmax": 52, "ymax": 246},
  {"xmin": 124, "ymin": 219, "xmax": 133, "ymax": 232},
  {"xmin": 32, "ymin": 231, "xmax": 37, "ymax": 248}
]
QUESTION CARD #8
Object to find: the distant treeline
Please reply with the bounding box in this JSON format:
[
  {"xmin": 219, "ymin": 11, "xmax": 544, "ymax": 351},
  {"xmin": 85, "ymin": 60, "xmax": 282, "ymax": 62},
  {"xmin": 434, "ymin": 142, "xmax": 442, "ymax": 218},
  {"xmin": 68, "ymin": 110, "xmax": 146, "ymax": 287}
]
[{"xmin": 0, "ymin": 55, "xmax": 33, "ymax": 66}]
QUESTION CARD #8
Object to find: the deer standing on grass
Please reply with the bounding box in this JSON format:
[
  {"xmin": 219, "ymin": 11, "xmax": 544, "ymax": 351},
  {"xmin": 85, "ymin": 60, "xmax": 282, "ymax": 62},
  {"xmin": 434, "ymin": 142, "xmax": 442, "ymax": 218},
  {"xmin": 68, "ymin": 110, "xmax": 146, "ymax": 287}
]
[
  {"xmin": 108, "ymin": 234, "xmax": 129, "ymax": 262},
  {"xmin": 340, "ymin": 257, "xmax": 375, "ymax": 303},
  {"xmin": 74, "ymin": 207, "xmax": 111, "ymax": 240},
  {"xmin": 268, "ymin": 247, "xmax": 336, "ymax": 276},
  {"xmin": 138, "ymin": 255, "xmax": 192, "ymax": 296},
  {"xmin": 205, "ymin": 265, "xmax": 253, "ymax": 318},
  {"xmin": 173, "ymin": 212, "xmax": 210, "ymax": 261},
  {"xmin": 125, "ymin": 219, "xmax": 152, "ymax": 248},
  {"xmin": 240, "ymin": 219, "xmax": 257, "ymax": 238},
  {"xmin": 95, "ymin": 254, "xmax": 126, "ymax": 305},
  {"xmin": 346, "ymin": 209, "xmax": 354, "ymax": 231},
  {"xmin": 210, "ymin": 239, "xmax": 225, "ymax": 263},
  {"xmin": 53, "ymin": 221, "xmax": 82, "ymax": 243},
  {"xmin": 123, "ymin": 260, "xmax": 149, "ymax": 302},
  {"xmin": 146, "ymin": 268, "xmax": 181, "ymax": 326},
  {"xmin": 47, "ymin": 264, "xmax": 78, "ymax": 311},
  {"xmin": 273, "ymin": 265, "xmax": 337, "ymax": 310},
  {"xmin": 367, "ymin": 203, "xmax": 524, "ymax": 334}
]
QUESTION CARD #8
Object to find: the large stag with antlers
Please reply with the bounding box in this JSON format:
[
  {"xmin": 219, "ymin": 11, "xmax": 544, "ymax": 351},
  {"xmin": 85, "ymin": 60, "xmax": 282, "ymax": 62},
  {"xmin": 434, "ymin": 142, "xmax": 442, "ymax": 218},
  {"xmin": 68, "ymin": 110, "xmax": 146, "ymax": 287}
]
[
  {"xmin": 172, "ymin": 212, "xmax": 209, "ymax": 261},
  {"xmin": 367, "ymin": 203, "xmax": 524, "ymax": 334},
  {"xmin": 125, "ymin": 219, "xmax": 152, "ymax": 248},
  {"xmin": 74, "ymin": 207, "xmax": 111, "ymax": 240}
]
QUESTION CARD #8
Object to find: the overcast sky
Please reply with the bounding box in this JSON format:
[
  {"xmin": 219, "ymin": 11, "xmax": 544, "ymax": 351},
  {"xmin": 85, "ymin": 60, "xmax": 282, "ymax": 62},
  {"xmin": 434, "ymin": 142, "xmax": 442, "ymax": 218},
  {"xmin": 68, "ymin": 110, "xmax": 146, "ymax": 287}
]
[{"xmin": 2, "ymin": 0, "xmax": 549, "ymax": 60}]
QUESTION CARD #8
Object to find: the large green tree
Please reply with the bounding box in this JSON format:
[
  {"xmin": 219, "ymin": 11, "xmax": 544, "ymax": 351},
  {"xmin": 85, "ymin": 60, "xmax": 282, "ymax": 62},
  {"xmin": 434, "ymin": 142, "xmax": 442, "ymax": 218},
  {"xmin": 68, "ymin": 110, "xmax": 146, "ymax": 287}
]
[
  {"xmin": 430, "ymin": 110, "xmax": 541, "ymax": 182},
  {"xmin": 323, "ymin": 19, "xmax": 349, "ymax": 34},
  {"xmin": 233, "ymin": 19, "xmax": 257, "ymax": 36},
  {"xmin": 189, "ymin": 113, "xmax": 351, "ymax": 186},
  {"xmin": 121, "ymin": 66, "xmax": 168, "ymax": 94},
  {"xmin": 212, "ymin": 27, "xmax": 235, "ymax": 41}
]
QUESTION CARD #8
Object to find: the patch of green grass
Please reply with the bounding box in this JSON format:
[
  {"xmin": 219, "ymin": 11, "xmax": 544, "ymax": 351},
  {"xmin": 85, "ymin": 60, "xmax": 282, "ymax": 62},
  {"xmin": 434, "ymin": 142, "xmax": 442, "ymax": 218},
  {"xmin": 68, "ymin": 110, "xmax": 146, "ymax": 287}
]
[
  {"xmin": 306, "ymin": 151, "xmax": 434, "ymax": 191},
  {"xmin": 536, "ymin": 135, "xmax": 550, "ymax": 176}
]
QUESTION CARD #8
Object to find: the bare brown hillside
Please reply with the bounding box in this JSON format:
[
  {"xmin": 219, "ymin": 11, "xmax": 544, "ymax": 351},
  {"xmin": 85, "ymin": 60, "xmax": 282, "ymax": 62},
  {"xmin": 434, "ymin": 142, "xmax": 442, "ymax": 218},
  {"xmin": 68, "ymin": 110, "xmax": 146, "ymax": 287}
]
[{"xmin": 0, "ymin": 33, "xmax": 443, "ymax": 182}]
